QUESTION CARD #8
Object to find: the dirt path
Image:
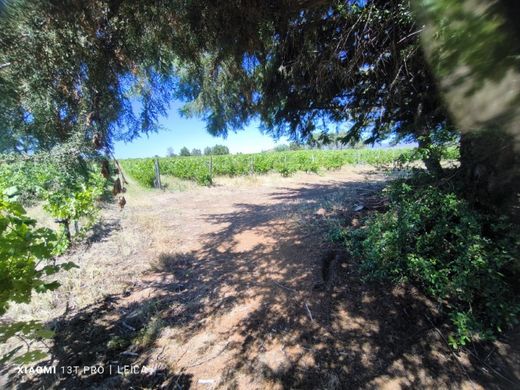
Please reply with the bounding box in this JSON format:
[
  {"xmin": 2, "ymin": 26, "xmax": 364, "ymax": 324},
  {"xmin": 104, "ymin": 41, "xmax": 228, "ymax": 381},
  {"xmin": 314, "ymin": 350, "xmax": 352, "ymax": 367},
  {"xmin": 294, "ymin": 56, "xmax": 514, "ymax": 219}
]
[
  {"xmin": 116, "ymin": 167, "xmax": 389, "ymax": 389},
  {"xmin": 4, "ymin": 167, "xmax": 519, "ymax": 389}
]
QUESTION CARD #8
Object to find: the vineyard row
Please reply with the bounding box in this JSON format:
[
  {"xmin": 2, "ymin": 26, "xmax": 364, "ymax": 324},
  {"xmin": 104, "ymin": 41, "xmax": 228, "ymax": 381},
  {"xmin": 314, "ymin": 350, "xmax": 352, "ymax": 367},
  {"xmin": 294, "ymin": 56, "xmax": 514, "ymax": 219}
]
[{"xmin": 120, "ymin": 148, "xmax": 444, "ymax": 187}]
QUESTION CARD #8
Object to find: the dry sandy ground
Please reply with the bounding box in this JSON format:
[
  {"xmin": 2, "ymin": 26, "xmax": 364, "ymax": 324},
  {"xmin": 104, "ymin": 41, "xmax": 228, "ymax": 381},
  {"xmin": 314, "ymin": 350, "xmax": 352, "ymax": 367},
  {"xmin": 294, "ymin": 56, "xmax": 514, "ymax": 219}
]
[{"xmin": 1, "ymin": 166, "xmax": 519, "ymax": 389}]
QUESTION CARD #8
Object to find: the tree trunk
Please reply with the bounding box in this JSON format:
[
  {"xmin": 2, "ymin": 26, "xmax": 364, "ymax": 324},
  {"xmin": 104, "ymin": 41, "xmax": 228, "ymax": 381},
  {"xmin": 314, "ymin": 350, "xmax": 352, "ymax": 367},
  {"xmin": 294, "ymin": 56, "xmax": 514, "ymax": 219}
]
[
  {"xmin": 417, "ymin": 134, "xmax": 443, "ymax": 176},
  {"xmin": 422, "ymin": 153, "xmax": 443, "ymax": 176},
  {"xmin": 459, "ymin": 130, "xmax": 520, "ymax": 219}
]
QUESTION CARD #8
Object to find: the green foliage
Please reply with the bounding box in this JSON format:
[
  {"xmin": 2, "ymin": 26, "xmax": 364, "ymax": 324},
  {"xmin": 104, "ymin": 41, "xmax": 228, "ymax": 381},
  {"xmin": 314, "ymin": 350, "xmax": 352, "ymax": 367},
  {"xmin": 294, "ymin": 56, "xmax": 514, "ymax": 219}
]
[
  {"xmin": 273, "ymin": 144, "xmax": 290, "ymax": 152},
  {"xmin": 0, "ymin": 320, "xmax": 55, "ymax": 363},
  {"xmin": 289, "ymin": 142, "xmax": 302, "ymax": 151},
  {"xmin": 0, "ymin": 160, "xmax": 107, "ymax": 243},
  {"xmin": 179, "ymin": 147, "xmax": 191, "ymax": 156},
  {"xmin": 42, "ymin": 170, "xmax": 105, "ymax": 228},
  {"xmin": 203, "ymin": 144, "xmax": 230, "ymax": 155},
  {"xmin": 348, "ymin": 181, "xmax": 519, "ymax": 346},
  {"xmin": 396, "ymin": 145, "xmax": 459, "ymax": 166},
  {"xmin": 171, "ymin": 0, "xmax": 455, "ymax": 160},
  {"xmin": 0, "ymin": 193, "xmax": 57, "ymax": 314},
  {"xmin": 0, "ymin": 190, "xmax": 78, "ymax": 363},
  {"xmin": 0, "ymin": 0, "xmax": 178, "ymax": 155},
  {"xmin": 120, "ymin": 158, "xmax": 156, "ymax": 187},
  {"xmin": 0, "ymin": 160, "xmax": 53, "ymax": 204},
  {"xmin": 1, "ymin": 0, "xmax": 458, "ymax": 182},
  {"xmin": 122, "ymin": 148, "xmax": 414, "ymax": 187},
  {"xmin": 442, "ymin": 146, "xmax": 459, "ymax": 160}
]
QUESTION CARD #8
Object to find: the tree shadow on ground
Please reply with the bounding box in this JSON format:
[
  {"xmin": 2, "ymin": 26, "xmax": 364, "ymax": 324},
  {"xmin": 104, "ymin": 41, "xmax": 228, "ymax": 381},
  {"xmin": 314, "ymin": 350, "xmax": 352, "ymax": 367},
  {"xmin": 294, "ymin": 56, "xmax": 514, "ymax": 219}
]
[
  {"xmin": 4, "ymin": 176, "xmax": 519, "ymax": 389},
  {"xmin": 2, "ymin": 293, "xmax": 193, "ymax": 389},
  {"xmin": 83, "ymin": 209, "xmax": 122, "ymax": 247}
]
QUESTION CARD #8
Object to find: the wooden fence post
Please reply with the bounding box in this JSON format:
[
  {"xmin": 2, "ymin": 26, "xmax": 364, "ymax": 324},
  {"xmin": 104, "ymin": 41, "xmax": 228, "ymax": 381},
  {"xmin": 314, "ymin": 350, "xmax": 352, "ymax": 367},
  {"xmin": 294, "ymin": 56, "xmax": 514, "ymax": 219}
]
[
  {"xmin": 209, "ymin": 156, "xmax": 213, "ymax": 180},
  {"xmin": 154, "ymin": 158, "xmax": 162, "ymax": 189}
]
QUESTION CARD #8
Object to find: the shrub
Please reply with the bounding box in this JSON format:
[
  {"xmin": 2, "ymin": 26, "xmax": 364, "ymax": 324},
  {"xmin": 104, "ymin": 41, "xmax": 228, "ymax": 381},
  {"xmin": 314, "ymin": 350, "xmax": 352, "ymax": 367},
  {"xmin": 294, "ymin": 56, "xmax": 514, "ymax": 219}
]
[
  {"xmin": 0, "ymin": 160, "xmax": 108, "ymax": 244},
  {"xmin": 0, "ymin": 189, "xmax": 78, "ymax": 363},
  {"xmin": 348, "ymin": 181, "xmax": 519, "ymax": 347},
  {"xmin": 42, "ymin": 169, "xmax": 106, "ymax": 239}
]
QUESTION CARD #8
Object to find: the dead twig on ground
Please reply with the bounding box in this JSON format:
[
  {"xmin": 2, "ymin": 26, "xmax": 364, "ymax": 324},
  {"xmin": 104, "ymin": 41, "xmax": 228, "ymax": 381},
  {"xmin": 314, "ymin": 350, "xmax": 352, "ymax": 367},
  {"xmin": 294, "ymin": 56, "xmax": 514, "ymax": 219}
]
[
  {"xmin": 305, "ymin": 302, "xmax": 314, "ymax": 322},
  {"xmin": 424, "ymin": 315, "xmax": 477, "ymax": 390},
  {"xmin": 272, "ymin": 281, "xmax": 297, "ymax": 293},
  {"xmin": 120, "ymin": 351, "xmax": 139, "ymax": 357},
  {"xmin": 462, "ymin": 346, "xmax": 518, "ymax": 387},
  {"xmin": 121, "ymin": 321, "xmax": 136, "ymax": 332}
]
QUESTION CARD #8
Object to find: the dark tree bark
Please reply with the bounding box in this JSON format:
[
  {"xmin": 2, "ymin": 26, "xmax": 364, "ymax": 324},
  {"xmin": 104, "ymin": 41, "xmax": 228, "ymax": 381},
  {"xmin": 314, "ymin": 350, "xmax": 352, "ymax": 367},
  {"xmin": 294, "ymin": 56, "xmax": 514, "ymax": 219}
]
[
  {"xmin": 459, "ymin": 130, "xmax": 520, "ymax": 220},
  {"xmin": 417, "ymin": 132, "xmax": 443, "ymax": 176}
]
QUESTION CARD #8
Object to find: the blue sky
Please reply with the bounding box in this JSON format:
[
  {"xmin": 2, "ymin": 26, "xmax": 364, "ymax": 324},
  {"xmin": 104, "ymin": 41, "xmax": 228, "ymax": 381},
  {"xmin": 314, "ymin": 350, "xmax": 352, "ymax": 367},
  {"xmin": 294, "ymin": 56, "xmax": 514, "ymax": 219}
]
[
  {"xmin": 113, "ymin": 100, "xmax": 410, "ymax": 158},
  {"xmin": 114, "ymin": 101, "xmax": 288, "ymax": 158}
]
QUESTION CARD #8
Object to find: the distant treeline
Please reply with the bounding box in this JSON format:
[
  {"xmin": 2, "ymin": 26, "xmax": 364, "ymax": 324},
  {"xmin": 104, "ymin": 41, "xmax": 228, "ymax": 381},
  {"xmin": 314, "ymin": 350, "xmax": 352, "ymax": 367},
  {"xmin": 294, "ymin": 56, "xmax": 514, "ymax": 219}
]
[{"xmin": 167, "ymin": 144, "xmax": 230, "ymax": 157}]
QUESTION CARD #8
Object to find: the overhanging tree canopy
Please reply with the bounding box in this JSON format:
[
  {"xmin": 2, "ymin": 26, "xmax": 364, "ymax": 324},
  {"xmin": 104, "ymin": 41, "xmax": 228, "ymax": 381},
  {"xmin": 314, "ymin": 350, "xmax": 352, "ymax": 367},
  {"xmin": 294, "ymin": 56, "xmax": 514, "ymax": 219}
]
[
  {"xmin": 0, "ymin": 0, "xmax": 180, "ymax": 155},
  {"xmin": 174, "ymin": 0, "xmax": 456, "ymax": 171},
  {"xmin": 1, "ymin": 1, "xmax": 451, "ymax": 158},
  {"xmin": 1, "ymin": 0, "xmax": 518, "ymax": 212}
]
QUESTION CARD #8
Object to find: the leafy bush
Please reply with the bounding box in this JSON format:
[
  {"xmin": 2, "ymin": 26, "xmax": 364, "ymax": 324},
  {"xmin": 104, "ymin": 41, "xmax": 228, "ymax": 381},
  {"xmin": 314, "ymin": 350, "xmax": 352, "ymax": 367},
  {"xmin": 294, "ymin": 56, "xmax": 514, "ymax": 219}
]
[
  {"xmin": 0, "ymin": 160, "xmax": 108, "ymax": 362},
  {"xmin": 0, "ymin": 160, "xmax": 108, "ymax": 244},
  {"xmin": 348, "ymin": 182, "xmax": 519, "ymax": 347},
  {"xmin": 0, "ymin": 192, "xmax": 58, "ymax": 314},
  {"xmin": 396, "ymin": 145, "xmax": 459, "ymax": 165},
  {"xmin": 0, "ymin": 190, "xmax": 78, "ymax": 363},
  {"xmin": 0, "ymin": 161, "xmax": 56, "ymax": 204},
  {"xmin": 42, "ymin": 169, "xmax": 106, "ymax": 231}
]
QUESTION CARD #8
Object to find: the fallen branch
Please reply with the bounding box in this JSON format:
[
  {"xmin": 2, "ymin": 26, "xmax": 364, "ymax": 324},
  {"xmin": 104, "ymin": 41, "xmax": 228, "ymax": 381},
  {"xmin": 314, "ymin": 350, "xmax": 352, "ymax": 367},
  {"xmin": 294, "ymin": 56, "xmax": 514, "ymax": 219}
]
[
  {"xmin": 121, "ymin": 321, "xmax": 136, "ymax": 331},
  {"xmin": 120, "ymin": 351, "xmax": 139, "ymax": 357},
  {"xmin": 462, "ymin": 346, "xmax": 518, "ymax": 386},
  {"xmin": 272, "ymin": 281, "xmax": 297, "ymax": 293},
  {"xmin": 305, "ymin": 302, "xmax": 314, "ymax": 322},
  {"xmin": 424, "ymin": 315, "xmax": 476, "ymax": 390}
]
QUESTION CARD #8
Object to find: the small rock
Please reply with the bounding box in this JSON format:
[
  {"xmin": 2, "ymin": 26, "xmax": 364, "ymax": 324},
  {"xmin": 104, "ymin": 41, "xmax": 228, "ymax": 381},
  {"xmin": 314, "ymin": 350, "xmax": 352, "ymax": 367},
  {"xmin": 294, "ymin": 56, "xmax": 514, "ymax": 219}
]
[{"xmin": 315, "ymin": 208, "xmax": 327, "ymax": 216}]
